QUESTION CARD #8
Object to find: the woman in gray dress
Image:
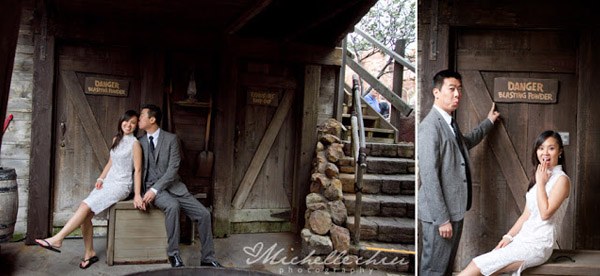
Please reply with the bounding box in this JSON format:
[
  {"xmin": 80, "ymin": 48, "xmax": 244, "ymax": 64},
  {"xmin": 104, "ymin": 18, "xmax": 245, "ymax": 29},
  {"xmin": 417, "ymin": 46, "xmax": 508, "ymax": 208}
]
[{"xmin": 35, "ymin": 110, "xmax": 143, "ymax": 269}]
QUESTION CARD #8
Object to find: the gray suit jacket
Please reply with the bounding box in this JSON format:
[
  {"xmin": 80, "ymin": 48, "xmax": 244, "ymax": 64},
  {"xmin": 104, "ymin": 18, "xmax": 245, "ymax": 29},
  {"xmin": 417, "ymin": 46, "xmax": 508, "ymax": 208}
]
[
  {"xmin": 139, "ymin": 129, "xmax": 190, "ymax": 196},
  {"xmin": 418, "ymin": 107, "xmax": 493, "ymax": 225}
]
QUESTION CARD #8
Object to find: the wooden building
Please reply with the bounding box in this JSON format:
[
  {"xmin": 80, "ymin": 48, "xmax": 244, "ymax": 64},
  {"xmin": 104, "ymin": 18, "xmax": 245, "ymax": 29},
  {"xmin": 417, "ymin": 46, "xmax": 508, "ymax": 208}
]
[
  {"xmin": 419, "ymin": 0, "xmax": 600, "ymax": 272},
  {"xmin": 0, "ymin": 0, "xmax": 379, "ymax": 245}
]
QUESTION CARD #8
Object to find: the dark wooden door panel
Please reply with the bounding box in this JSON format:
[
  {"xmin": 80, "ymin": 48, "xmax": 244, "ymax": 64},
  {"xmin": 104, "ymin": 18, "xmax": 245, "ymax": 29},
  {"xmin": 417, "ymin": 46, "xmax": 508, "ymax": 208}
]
[
  {"xmin": 52, "ymin": 44, "xmax": 141, "ymax": 229},
  {"xmin": 454, "ymin": 29, "xmax": 578, "ymax": 266}
]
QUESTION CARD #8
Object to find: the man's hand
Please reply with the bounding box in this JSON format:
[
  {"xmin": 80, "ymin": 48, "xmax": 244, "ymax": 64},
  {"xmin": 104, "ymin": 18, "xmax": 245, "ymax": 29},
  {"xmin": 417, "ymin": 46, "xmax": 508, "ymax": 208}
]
[
  {"xmin": 488, "ymin": 103, "xmax": 500, "ymax": 123},
  {"xmin": 134, "ymin": 194, "xmax": 146, "ymax": 211},
  {"xmin": 439, "ymin": 222, "xmax": 453, "ymax": 239},
  {"xmin": 142, "ymin": 190, "xmax": 156, "ymax": 204}
]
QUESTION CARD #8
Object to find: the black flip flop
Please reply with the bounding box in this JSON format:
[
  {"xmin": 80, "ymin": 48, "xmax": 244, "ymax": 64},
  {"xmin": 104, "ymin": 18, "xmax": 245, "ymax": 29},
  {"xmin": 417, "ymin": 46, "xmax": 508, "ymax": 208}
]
[
  {"xmin": 35, "ymin": 239, "xmax": 61, "ymax": 253},
  {"xmin": 79, "ymin": 256, "xmax": 99, "ymax": 269}
]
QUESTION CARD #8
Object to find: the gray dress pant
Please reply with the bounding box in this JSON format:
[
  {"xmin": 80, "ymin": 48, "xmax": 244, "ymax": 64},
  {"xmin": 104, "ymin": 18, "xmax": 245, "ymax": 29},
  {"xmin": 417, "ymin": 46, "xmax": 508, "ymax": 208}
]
[
  {"xmin": 154, "ymin": 191, "xmax": 216, "ymax": 262},
  {"xmin": 419, "ymin": 219, "xmax": 464, "ymax": 276}
]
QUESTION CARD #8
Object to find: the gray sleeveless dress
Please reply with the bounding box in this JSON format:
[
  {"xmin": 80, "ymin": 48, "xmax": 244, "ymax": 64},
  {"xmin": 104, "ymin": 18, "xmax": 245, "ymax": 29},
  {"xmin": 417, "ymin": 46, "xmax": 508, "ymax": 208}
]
[
  {"xmin": 473, "ymin": 165, "xmax": 570, "ymax": 275},
  {"xmin": 83, "ymin": 134, "xmax": 137, "ymax": 214}
]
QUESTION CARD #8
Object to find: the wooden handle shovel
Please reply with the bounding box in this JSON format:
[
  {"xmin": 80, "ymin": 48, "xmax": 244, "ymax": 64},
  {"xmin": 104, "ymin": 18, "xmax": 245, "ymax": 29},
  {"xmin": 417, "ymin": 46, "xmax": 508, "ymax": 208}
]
[{"xmin": 196, "ymin": 95, "xmax": 214, "ymax": 177}]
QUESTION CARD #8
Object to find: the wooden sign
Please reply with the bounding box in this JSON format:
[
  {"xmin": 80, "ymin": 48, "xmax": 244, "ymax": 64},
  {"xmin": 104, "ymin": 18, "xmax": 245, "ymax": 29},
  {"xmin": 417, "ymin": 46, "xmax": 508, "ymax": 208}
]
[
  {"xmin": 493, "ymin": 77, "xmax": 558, "ymax": 103},
  {"xmin": 247, "ymin": 89, "xmax": 280, "ymax": 107},
  {"xmin": 85, "ymin": 77, "xmax": 129, "ymax": 97}
]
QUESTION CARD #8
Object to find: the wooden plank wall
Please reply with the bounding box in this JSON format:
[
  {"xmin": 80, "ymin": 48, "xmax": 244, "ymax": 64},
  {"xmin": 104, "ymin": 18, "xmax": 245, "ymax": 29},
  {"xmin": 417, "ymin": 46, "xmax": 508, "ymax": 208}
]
[
  {"xmin": 1, "ymin": 2, "xmax": 33, "ymax": 238},
  {"xmin": 0, "ymin": 0, "xmax": 22, "ymax": 147},
  {"xmin": 26, "ymin": 1, "xmax": 55, "ymax": 244},
  {"xmin": 576, "ymin": 30, "xmax": 600, "ymax": 249}
]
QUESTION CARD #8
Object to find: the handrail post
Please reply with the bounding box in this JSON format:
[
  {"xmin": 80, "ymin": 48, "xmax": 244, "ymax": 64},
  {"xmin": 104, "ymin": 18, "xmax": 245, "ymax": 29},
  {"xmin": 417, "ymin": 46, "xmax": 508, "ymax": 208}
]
[{"xmin": 350, "ymin": 75, "xmax": 367, "ymax": 246}]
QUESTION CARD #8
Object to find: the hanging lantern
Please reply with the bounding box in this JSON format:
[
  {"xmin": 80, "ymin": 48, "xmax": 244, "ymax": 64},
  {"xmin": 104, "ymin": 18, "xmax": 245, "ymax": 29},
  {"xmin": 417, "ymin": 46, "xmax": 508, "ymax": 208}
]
[{"xmin": 186, "ymin": 70, "xmax": 197, "ymax": 102}]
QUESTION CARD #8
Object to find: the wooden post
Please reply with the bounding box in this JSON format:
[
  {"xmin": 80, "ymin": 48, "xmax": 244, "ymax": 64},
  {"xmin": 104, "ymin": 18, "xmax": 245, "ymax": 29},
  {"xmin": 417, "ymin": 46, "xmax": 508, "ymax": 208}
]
[
  {"xmin": 212, "ymin": 40, "xmax": 236, "ymax": 237},
  {"xmin": 334, "ymin": 38, "xmax": 347, "ymax": 122},
  {"xmin": 391, "ymin": 39, "xmax": 406, "ymax": 129},
  {"xmin": 27, "ymin": 2, "xmax": 55, "ymax": 244},
  {"xmin": 291, "ymin": 65, "xmax": 321, "ymax": 233},
  {"xmin": 0, "ymin": 0, "xmax": 22, "ymax": 150}
]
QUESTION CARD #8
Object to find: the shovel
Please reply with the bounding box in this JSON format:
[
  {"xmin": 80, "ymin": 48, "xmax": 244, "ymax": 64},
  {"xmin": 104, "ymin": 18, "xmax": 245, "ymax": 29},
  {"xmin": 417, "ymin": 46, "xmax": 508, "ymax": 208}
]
[{"xmin": 196, "ymin": 95, "xmax": 214, "ymax": 177}]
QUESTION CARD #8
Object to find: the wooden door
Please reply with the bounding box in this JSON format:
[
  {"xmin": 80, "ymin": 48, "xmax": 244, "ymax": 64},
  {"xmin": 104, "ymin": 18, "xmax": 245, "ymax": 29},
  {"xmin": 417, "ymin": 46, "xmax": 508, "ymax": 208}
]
[
  {"xmin": 453, "ymin": 29, "xmax": 578, "ymax": 267},
  {"xmin": 52, "ymin": 44, "xmax": 141, "ymax": 231},
  {"xmin": 230, "ymin": 61, "xmax": 297, "ymax": 233}
]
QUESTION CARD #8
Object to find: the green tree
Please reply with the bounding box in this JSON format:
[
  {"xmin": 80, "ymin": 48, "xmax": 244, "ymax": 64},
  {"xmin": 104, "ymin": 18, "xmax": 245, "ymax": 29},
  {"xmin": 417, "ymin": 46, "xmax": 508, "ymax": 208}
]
[
  {"xmin": 347, "ymin": 0, "xmax": 416, "ymax": 103},
  {"xmin": 350, "ymin": 0, "xmax": 415, "ymax": 61}
]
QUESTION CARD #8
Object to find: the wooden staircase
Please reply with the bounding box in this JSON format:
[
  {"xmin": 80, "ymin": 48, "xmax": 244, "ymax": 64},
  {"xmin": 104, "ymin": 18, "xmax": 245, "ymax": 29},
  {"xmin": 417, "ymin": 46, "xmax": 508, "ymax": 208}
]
[{"xmin": 340, "ymin": 101, "xmax": 416, "ymax": 273}]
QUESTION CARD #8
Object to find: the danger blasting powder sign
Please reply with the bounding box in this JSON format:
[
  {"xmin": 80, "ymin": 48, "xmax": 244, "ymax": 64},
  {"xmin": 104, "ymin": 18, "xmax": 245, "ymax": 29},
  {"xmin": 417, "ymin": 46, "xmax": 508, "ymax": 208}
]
[
  {"xmin": 493, "ymin": 77, "xmax": 558, "ymax": 104},
  {"xmin": 85, "ymin": 77, "xmax": 130, "ymax": 97}
]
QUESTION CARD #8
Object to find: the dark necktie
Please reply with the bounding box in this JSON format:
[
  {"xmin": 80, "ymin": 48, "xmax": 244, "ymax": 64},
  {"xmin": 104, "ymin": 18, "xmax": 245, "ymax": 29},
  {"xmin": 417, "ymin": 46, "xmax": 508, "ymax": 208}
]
[
  {"xmin": 149, "ymin": 136, "xmax": 155, "ymax": 153},
  {"xmin": 451, "ymin": 118, "xmax": 473, "ymax": 211}
]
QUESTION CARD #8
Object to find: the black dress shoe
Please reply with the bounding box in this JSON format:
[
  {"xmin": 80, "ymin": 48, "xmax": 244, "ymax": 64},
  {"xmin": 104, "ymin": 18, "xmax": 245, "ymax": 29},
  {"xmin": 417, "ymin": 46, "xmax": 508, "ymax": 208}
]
[
  {"xmin": 200, "ymin": 260, "xmax": 223, "ymax": 267},
  {"xmin": 168, "ymin": 254, "xmax": 185, "ymax": 267}
]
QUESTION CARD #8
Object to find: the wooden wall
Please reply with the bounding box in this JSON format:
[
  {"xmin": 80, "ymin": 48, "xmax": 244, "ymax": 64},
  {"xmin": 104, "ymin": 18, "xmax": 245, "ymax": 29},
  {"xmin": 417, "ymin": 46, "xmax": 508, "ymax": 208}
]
[
  {"xmin": 418, "ymin": 0, "xmax": 600, "ymax": 272},
  {"xmin": 0, "ymin": 0, "xmax": 27, "ymax": 236},
  {"xmin": 0, "ymin": 0, "xmax": 22, "ymax": 147},
  {"xmin": 576, "ymin": 30, "xmax": 600, "ymax": 249}
]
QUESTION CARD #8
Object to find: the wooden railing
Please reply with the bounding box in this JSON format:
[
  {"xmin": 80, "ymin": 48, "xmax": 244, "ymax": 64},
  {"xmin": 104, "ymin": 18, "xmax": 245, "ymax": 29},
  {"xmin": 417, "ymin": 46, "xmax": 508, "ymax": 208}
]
[
  {"xmin": 344, "ymin": 28, "xmax": 416, "ymax": 245},
  {"xmin": 350, "ymin": 75, "xmax": 367, "ymax": 245},
  {"xmin": 343, "ymin": 27, "xmax": 415, "ymax": 117}
]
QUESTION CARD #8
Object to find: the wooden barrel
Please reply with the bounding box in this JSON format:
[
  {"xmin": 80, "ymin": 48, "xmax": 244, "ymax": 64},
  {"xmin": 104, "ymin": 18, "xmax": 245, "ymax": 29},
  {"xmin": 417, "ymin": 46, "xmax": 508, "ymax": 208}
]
[{"xmin": 0, "ymin": 168, "xmax": 18, "ymax": 243}]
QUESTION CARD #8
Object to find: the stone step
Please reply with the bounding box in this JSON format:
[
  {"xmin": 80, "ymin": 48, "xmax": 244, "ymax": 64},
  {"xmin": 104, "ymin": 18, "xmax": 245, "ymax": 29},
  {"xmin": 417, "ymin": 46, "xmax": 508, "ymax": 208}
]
[
  {"xmin": 342, "ymin": 140, "xmax": 414, "ymax": 158},
  {"xmin": 346, "ymin": 216, "xmax": 414, "ymax": 244},
  {"xmin": 339, "ymin": 156, "xmax": 415, "ymax": 175},
  {"xmin": 343, "ymin": 127, "xmax": 396, "ymax": 144},
  {"xmin": 343, "ymin": 194, "xmax": 415, "ymax": 218},
  {"xmin": 341, "ymin": 114, "xmax": 386, "ymax": 130},
  {"xmin": 350, "ymin": 241, "xmax": 416, "ymax": 273},
  {"xmin": 339, "ymin": 173, "xmax": 415, "ymax": 195}
]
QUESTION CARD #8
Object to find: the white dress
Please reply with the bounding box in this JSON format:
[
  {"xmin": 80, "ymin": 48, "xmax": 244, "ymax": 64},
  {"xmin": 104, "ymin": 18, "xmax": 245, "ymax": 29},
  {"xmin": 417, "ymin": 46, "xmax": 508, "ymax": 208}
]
[
  {"xmin": 473, "ymin": 165, "xmax": 569, "ymax": 276},
  {"xmin": 83, "ymin": 134, "xmax": 137, "ymax": 214}
]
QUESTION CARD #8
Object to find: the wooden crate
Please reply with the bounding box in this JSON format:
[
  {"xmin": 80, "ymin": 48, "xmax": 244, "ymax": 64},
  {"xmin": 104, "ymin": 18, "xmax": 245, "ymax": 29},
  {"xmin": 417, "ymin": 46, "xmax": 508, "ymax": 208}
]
[
  {"xmin": 523, "ymin": 250, "xmax": 600, "ymax": 275},
  {"xmin": 107, "ymin": 200, "xmax": 168, "ymax": 265}
]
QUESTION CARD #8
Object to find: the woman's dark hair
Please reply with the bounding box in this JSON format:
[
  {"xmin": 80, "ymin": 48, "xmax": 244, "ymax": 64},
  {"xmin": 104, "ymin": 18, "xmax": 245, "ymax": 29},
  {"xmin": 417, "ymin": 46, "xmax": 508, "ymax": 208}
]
[
  {"xmin": 527, "ymin": 130, "xmax": 566, "ymax": 191},
  {"xmin": 111, "ymin": 110, "xmax": 139, "ymax": 150}
]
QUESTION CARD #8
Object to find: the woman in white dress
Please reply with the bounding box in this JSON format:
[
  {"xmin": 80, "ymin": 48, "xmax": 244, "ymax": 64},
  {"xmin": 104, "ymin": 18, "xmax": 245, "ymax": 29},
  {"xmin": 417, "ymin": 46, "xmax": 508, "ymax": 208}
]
[
  {"xmin": 35, "ymin": 110, "xmax": 143, "ymax": 269},
  {"xmin": 458, "ymin": 130, "xmax": 571, "ymax": 276}
]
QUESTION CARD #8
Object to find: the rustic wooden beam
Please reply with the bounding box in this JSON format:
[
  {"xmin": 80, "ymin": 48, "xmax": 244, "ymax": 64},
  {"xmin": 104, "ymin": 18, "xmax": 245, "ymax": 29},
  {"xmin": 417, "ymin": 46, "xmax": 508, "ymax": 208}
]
[
  {"xmin": 231, "ymin": 37, "xmax": 343, "ymax": 66},
  {"xmin": 291, "ymin": 65, "xmax": 321, "ymax": 233},
  {"xmin": 231, "ymin": 89, "xmax": 294, "ymax": 209},
  {"xmin": 457, "ymin": 50, "xmax": 576, "ymax": 74},
  {"xmin": 283, "ymin": 0, "xmax": 364, "ymax": 43},
  {"xmin": 27, "ymin": 4, "xmax": 54, "ymax": 244},
  {"xmin": 212, "ymin": 42, "xmax": 237, "ymax": 237},
  {"xmin": 226, "ymin": 0, "xmax": 273, "ymax": 35},
  {"xmin": 347, "ymin": 58, "xmax": 413, "ymax": 116},
  {"xmin": 0, "ymin": 0, "xmax": 22, "ymax": 149},
  {"xmin": 462, "ymin": 70, "xmax": 527, "ymax": 211}
]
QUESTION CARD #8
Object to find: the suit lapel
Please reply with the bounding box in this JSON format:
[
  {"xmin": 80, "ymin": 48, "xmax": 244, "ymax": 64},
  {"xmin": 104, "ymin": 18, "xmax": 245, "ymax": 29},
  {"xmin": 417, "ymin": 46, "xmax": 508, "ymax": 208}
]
[
  {"xmin": 432, "ymin": 108, "xmax": 465, "ymax": 154},
  {"xmin": 153, "ymin": 131, "xmax": 166, "ymax": 162}
]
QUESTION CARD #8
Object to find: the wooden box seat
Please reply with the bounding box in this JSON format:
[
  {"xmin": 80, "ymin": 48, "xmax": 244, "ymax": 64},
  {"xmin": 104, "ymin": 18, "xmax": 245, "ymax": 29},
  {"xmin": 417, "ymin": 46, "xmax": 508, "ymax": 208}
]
[
  {"xmin": 106, "ymin": 200, "xmax": 168, "ymax": 265},
  {"xmin": 523, "ymin": 250, "xmax": 600, "ymax": 275}
]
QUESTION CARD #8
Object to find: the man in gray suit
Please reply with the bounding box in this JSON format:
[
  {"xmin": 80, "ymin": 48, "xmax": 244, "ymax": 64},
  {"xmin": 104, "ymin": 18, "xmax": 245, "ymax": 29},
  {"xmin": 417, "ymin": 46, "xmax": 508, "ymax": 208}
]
[
  {"xmin": 135, "ymin": 104, "xmax": 221, "ymax": 268},
  {"xmin": 418, "ymin": 70, "xmax": 500, "ymax": 275}
]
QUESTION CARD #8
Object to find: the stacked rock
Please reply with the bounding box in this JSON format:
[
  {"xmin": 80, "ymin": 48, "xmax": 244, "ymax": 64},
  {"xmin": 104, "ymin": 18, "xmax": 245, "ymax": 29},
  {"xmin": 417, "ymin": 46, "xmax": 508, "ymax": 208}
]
[{"xmin": 301, "ymin": 119, "xmax": 358, "ymax": 271}]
